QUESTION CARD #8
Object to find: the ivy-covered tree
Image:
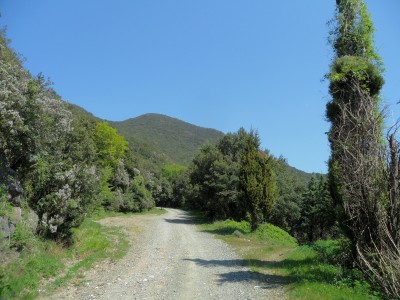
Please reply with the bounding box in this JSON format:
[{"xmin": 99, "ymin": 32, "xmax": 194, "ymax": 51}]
[
  {"xmin": 327, "ymin": 1, "xmax": 400, "ymax": 297},
  {"xmin": 327, "ymin": 0, "xmax": 384, "ymax": 251}
]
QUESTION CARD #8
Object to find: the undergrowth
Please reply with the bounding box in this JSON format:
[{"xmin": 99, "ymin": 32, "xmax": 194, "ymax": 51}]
[
  {"xmin": 0, "ymin": 231, "xmax": 65, "ymax": 299},
  {"xmin": 200, "ymin": 219, "xmax": 297, "ymax": 247},
  {"xmin": 197, "ymin": 216, "xmax": 380, "ymax": 299},
  {"xmin": 49, "ymin": 218, "xmax": 129, "ymax": 290},
  {"xmin": 280, "ymin": 243, "xmax": 380, "ymax": 300}
]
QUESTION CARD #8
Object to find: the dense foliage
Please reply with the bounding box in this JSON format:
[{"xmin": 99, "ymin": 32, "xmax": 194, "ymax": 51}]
[
  {"xmin": 271, "ymin": 158, "xmax": 336, "ymax": 243},
  {"xmin": 184, "ymin": 128, "xmax": 277, "ymax": 230},
  {"xmin": 270, "ymin": 157, "xmax": 305, "ymax": 234},
  {"xmin": 0, "ymin": 31, "xmax": 156, "ymax": 242},
  {"xmin": 299, "ymin": 175, "xmax": 336, "ymax": 243}
]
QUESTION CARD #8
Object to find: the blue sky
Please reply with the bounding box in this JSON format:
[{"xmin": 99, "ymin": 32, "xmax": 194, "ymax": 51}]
[{"xmin": 1, "ymin": 1, "xmax": 399, "ymax": 173}]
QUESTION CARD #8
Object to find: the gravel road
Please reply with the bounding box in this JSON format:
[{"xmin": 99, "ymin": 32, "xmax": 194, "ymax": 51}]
[{"xmin": 45, "ymin": 208, "xmax": 286, "ymax": 300}]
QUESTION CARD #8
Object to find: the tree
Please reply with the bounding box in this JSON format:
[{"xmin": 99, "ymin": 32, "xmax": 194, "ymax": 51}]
[
  {"xmin": 239, "ymin": 132, "xmax": 277, "ymax": 231},
  {"xmin": 300, "ymin": 175, "xmax": 335, "ymax": 243},
  {"xmin": 93, "ymin": 121, "xmax": 130, "ymax": 206},
  {"xmin": 0, "ymin": 29, "xmax": 156, "ymax": 243},
  {"xmin": 94, "ymin": 122, "xmax": 128, "ymax": 168},
  {"xmin": 130, "ymin": 175, "xmax": 154, "ymax": 212},
  {"xmin": 186, "ymin": 129, "xmax": 277, "ymax": 228},
  {"xmin": 327, "ymin": 0, "xmax": 384, "ymax": 251},
  {"xmin": 270, "ymin": 157, "xmax": 305, "ymax": 235},
  {"xmin": 189, "ymin": 143, "xmax": 232, "ymax": 218},
  {"xmin": 151, "ymin": 177, "xmax": 172, "ymax": 207},
  {"xmin": 206, "ymin": 155, "xmax": 240, "ymax": 220},
  {"xmin": 327, "ymin": 1, "xmax": 400, "ymax": 297},
  {"xmin": 111, "ymin": 159, "xmax": 130, "ymax": 192},
  {"xmin": 171, "ymin": 170, "xmax": 191, "ymax": 208},
  {"xmin": 0, "ymin": 45, "xmax": 100, "ymax": 239}
]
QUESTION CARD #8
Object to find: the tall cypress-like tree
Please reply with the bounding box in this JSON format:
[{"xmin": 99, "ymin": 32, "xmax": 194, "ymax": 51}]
[
  {"xmin": 327, "ymin": 1, "xmax": 400, "ymax": 297},
  {"xmin": 239, "ymin": 132, "xmax": 277, "ymax": 231},
  {"xmin": 327, "ymin": 0, "xmax": 384, "ymax": 252}
]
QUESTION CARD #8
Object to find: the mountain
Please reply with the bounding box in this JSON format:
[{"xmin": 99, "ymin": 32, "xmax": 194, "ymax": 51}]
[
  {"xmin": 64, "ymin": 102, "xmax": 101, "ymax": 123},
  {"xmin": 65, "ymin": 105, "xmax": 318, "ymax": 182},
  {"xmin": 285, "ymin": 164, "xmax": 323, "ymax": 185},
  {"xmin": 110, "ymin": 114, "xmax": 224, "ymax": 166}
]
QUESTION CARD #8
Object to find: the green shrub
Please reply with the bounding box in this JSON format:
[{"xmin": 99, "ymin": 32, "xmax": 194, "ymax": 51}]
[
  {"xmin": 201, "ymin": 219, "xmax": 297, "ymax": 247},
  {"xmin": 0, "ymin": 184, "xmax": 12, "ymax": 217},
  {"xmin": 252, "ymin": 223, "xmax": 297, "ymax": 247},
  {"xmin": 202, "ymin": 219, "xmax": 251, "ymax": 235},
  {"xmin": 10, "ymin": 223, "xmax": 35, "ymax": 251},
  {"xmin": 311, "ymin": 239, "xmax": 352, "ymax": 266}
]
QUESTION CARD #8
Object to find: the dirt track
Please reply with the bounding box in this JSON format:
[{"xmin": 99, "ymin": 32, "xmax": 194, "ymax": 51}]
[{"xmin": 45, "ymin": 208, "xmax": 286, "ymax": 299}]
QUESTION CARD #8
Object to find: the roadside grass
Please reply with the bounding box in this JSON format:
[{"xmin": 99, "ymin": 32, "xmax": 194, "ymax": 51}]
[
  {"xmin": 279, "ymin": 244, "xmax": 380, "ymax": 300},
  {"xmin": 0, "ymin": 208, "xmax": 165, "ymax": 299},
  {"xmin": 0, "ymin": 238, "xmax": 64, "ymax": 300},
  {"xmin": 196, "ymin": 216, "xmax": 380, "ymax": 300},
  {"xmin": 48, "ymin": 218, "xmax": 129, "ymax": 291}
]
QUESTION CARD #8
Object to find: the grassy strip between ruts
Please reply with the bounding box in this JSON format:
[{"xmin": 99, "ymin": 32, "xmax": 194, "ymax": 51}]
[
  {"xmin": 194, "ymin": 213, "xmax": 381, "ymax": 300},
  {"xmin": 0, "ymin": 208, "xmax": 166, "ymax": 300}
]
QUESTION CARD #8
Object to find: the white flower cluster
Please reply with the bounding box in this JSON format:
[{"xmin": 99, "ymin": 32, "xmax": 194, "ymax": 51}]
[{"xmin": 41, "ymin": 212, "xmax": 64, "ymax": 234}]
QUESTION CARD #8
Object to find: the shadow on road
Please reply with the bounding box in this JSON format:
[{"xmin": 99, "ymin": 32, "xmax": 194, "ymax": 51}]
[
  {"xmin": 184, "ymin": 258, "xmax": 290, "ymax": 287},
  {"xmin": 164, "ymin": 217, "xmax": 194, "ymax": 225},
  {"xmin": 185, "ymin": 256, "xmax": 343, "ymax": 289},
  {"xmin": 218, "ymin": 270, "xmax": 288, "ymax": 289},
  {"xmin": 164, "ymin": 212, "xmax": 196, "ymax": 225}
]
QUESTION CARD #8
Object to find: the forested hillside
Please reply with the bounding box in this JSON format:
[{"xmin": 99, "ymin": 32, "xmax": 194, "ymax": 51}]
[
  {"xmin": 110, "ymin": 113, "xmax": 224, "ymax": 166},
  {"xmin": 66, "ymin": 104, "xmax": 172, "ymax": 175},
  {"xmin": 60, "ymin": 108, "xmax": 225, "ymax": 174}
]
